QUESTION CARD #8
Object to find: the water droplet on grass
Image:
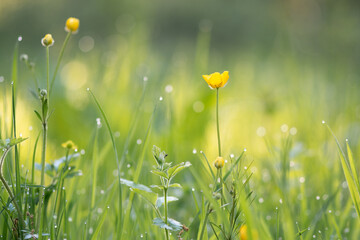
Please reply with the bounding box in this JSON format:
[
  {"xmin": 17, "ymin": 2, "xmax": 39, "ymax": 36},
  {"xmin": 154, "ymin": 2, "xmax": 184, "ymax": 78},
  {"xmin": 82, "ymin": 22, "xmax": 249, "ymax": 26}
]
[
  {"xmin": 256, "ymin": 126, "xmax": 266, "ymax": 137},
  {"xmin": 299, "ymin": 177, "xmax": 305, "ymax": 183},
  {"xmin": 165, "ymin": 85, "xmax": 173, "ymax": 93},
  {"xmin": 280, "ymin": 124, "xmax": 288, "ymax": 133},
  {"xmin": 192, "ymin": 149, "xmax": 197, "ymax": 154},
  {"xmin": 289, "ymin": 127, "xmax": 297, "ymax": 135},
  {"xmin": 18, "ymin": 36, "xmax": 22, "ymax": 41}
]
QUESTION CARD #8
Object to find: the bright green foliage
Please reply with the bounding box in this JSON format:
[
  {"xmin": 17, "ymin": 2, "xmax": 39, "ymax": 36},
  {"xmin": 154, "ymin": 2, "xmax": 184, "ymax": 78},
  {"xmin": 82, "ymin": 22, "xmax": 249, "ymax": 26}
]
[
  {"xmin": 326, "ymin": 124, "xmax": 360, "ymax": 219},
  {"xmin": 121, "ymin": 145, "xmax": 191, "ymax": 239}
]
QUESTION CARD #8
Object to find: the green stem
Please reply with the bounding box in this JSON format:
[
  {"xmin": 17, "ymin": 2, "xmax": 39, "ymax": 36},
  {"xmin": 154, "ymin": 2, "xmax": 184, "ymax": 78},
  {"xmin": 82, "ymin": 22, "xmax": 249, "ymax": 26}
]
[
  {"xmin": 49, "ymin": 32, "xmax": 71, "ymax": 96},
  {"xmin": 46, "ymin": 47, "xmax": 50, "ymax": 105},
  {"xmin": 37, "ymin": 123, "xmax": 47, "ymax": 238},
  {"xmin": 164, "ymin": 188, "xmax": 169, "ymax": 240},
  {"xmin": 199, "ymin": 204, "xmax": 210, "ymax": 240},
  {"xmin": 216, "ymin": 88, "xmax": 223, "ymax": 205},
  {"xmin": 216, "ymin": 88, "xmax": 221, "ymax": 157}
]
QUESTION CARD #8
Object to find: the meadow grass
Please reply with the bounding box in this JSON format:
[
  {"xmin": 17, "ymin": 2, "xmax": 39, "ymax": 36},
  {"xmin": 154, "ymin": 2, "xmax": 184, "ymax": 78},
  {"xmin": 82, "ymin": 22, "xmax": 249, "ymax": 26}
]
[{"xmin": 0, "ymin": 17, "xmax": 359, "ymax": 240}]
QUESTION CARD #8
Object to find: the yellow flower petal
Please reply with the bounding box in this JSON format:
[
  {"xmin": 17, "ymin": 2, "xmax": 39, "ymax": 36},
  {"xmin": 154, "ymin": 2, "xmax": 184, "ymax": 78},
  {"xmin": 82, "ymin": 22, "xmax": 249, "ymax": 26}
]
[
  {"xmin": 220, "ymin": 71, "xmax": 229, "ymax": 87},
  {"xmin": 202, "ymin": 75, "xmax": 211, "ymax": 82},
  {"xmin": 202, "ymin": 71, "xmax": 229, "ymax": 89},
  {"xmin": 208, "ymin": 72, "xmax": 222, "ymax": 88}
]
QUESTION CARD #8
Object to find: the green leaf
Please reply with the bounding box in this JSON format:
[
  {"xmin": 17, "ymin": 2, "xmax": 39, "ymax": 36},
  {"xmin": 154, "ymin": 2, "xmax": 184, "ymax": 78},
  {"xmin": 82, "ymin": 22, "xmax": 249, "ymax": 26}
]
[
  {"xmin": 155, "ymin": 196, "xmax": 179, "ymax": 208},
  {"xmin": 325, "ymin": 124, "xmax": 360, "ymax": 218},
  {"xmin": 150, "ymin": 185, "xmax": 165, "ymax": 191},
  {"xmin": 0, "ymin": 138, "xmax": 28, "ymax": 150},
  {"xmin": 346, "ymin": 141, "xmax": 360, "ymax": 193},
  {"xmin": 120, "ymin": 178, "xmax": 157, "ymax": 206},
  {"xmin": 151, "ymin": 170, "xmax": 168, "ymax": 179},
  {"xmin": 168, "ymin": 161, "xmax": 191, "ymax": 179},
  {"xmin": 168, "ymin": 183, "xmax": 182, "ymax": 188},
  {"xmin": 120, "ymin": 178, "xmax": 152, "ymax": 192},
  {"xmin": 153, "ymin": 217, "xmax": 183, "ymax": 231},
  {"xmin": 152, "ymin": 145, "xmax": 167, "ymax": 165},
  {"xmin": 35, "ymin": 163, "xmax": 55, "ymax": 177},
  {"xmin": 53, "ymin": 153, "xmax": 80, "ymax": 170},
  {"xmin": 65, "ymin": 170, "xmax": 83, "ymax": 178},
  {"xmin": 42, "ymin": 99, "xmax": 48, "ymax": 119},
  {"xmin": 34, "ymin": 110, "xmax": 42, "ymax": 122}
]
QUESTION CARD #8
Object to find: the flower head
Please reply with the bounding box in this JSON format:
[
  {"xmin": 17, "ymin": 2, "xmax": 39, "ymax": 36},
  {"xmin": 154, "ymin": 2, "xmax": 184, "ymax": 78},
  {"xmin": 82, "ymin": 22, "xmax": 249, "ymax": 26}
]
[
  {"xmin": 61, "ymin": 140, "xmax": 78, "ymax": 150},
  {"xmin": 65, "ymin": 17, "xmax": 80, "ymax": 33},
  {"xmin": 202, "ymin": 71, "xmax": 229, "ymax": 89},
  {"xmin": 41, "ymin": 34, "xmax": 54, "ymax": 47},
  {"xmin": 239, "ymin": 225, "xmax": 259, "ymax": 240},
  {"xmin": 214, "ymin": 156, "xmax": 224, "ymax": 169}
]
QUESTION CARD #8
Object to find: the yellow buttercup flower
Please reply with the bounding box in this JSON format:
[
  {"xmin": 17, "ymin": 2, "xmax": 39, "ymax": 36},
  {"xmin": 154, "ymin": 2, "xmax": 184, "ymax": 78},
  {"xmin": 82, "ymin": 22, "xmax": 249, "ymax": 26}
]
[
  {"xmin": 41, "ymin": 34, "xmax": 54, "ymax": 47},
  {"xmin": 240, "ymin": 225, "xmax": 259, "ymax": 240},
  {"xmin": 65, "ymin": 17, "xmax": 80, "ymax": 33},
  {"xmin": 202, "ymin": 71, "xmax": 229, "ymax": 89},
  {"xmin": 214, "ymin": 156, "xmax": 224, "ymax": 169},
  {"xmin": 61, "ymin": 140, "xmax": 78, "ymax": 150}
]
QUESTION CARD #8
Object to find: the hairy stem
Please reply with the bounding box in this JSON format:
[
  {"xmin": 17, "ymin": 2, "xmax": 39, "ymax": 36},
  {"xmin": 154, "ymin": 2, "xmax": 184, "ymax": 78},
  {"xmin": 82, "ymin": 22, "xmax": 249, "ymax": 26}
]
[{"xmin": 216, "ymin": 88, "xmax": 221, "ymax": 157}]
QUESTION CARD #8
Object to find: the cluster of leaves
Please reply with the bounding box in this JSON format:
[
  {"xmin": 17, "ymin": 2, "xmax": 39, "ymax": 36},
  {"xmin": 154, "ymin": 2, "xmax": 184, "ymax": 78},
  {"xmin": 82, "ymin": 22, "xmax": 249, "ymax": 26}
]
[{"xmin": 121, "ymin": 145, "xmax": 191, "ymax": 233}]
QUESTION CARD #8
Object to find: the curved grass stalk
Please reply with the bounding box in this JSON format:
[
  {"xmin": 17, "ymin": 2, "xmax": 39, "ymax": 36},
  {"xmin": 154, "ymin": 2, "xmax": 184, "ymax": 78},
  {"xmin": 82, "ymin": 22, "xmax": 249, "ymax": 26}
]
[
  {"xmin": 88, "ymin": 89, "xmax": 123, "ymax": 237},
  {"xmin": 49, "ymin": 32, "xmax": 71, "ymax": 97},
  {"xmin": 0, "ymin": 148, "xmax": 25, "ymax": 233}
]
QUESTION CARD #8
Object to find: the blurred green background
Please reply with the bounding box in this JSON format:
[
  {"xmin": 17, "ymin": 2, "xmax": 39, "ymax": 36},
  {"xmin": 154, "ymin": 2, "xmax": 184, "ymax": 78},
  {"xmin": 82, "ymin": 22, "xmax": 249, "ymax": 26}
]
[{"xmin": 1, "ymin": 0, "xmax": 360, "ymax": 238}]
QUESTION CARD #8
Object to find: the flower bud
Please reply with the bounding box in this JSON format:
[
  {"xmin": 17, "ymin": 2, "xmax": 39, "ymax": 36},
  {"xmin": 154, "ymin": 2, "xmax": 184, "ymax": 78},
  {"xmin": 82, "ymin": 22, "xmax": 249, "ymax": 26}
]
[
  {"xmin": 65, "ymin": 17, "xmax": 80, "ymax": 33},
  {"xmin": 214, "ymin": 156, "xmax": 224, "ymax": 169},
  {"xmin": 20, "ymin": 54, "xmax": 28, "ymax": 62},
  {"xmin": 212, "ymin": 192, "xmax": 221, "ymax": 200},
  {"xmin": 41, "ymin": 34, "xmax": 54, "ymax": 47},
  {"xmin": 61, "ymin": 140, "xmax": 78, "ymax": 150},
  {"xmin": 39, "ymin": 89, "xmax": 47, "ymax": 98}
]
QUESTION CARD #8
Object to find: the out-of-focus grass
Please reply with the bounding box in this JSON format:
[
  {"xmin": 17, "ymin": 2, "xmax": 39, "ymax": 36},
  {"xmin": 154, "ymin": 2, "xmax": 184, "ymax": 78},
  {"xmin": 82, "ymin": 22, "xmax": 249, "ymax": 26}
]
[{"xmin": 1, "ymin": 2, "xmax": 360, "ymax": 238}]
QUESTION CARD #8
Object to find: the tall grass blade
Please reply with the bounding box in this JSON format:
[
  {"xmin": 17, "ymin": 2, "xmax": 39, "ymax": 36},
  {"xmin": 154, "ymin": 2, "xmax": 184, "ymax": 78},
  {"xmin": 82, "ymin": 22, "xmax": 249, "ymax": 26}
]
[
  {"xmin": 88, "ymin": 89, "xmax": 123, "ymax": 235},
  {"xmin": 325, "ymin": 123, "xmax": 360, "ymax": 218}
]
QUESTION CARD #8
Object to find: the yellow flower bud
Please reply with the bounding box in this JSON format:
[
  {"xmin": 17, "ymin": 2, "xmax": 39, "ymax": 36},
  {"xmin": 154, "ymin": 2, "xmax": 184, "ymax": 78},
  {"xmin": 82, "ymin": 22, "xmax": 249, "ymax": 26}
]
[
  {"xmin": 214, "ymin": 156, "xmax": 224, "ymax": 169},
  {"xmin": 65, "ymin": 17, "xmax": 80, "ymax": 33},
  {"xmin": 202, "ymin": 71, "xmax": 229, "ymax": 89},
  {"xmin": 61, "ymin": 140, "xmax": 77, "ymax": 150},
  {"xmin": 41, "ymin": 34, "xmax": 54, "ymax": 47}
]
